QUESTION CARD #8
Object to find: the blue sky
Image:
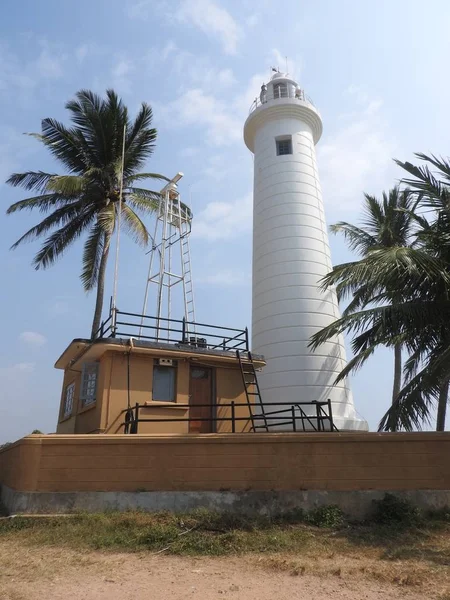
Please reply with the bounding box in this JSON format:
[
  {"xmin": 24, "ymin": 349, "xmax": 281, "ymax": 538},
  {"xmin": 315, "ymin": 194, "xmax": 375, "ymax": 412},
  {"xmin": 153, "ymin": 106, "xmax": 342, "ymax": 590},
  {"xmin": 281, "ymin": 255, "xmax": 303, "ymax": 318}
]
[{"xmin": 1, "ymin": 0, "xmax": 449, "ymax": 442}]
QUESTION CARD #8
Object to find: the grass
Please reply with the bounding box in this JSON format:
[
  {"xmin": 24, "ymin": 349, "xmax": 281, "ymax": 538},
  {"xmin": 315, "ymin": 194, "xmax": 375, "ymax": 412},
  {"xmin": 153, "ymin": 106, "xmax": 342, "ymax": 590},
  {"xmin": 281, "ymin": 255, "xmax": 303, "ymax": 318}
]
[
  {"xmin": 0, "ymin": 504, "xmax": 449, "ymax": 558},
  {"xmin": 0, "ymin": 503, "xmax": 449, "ymax": 597}
]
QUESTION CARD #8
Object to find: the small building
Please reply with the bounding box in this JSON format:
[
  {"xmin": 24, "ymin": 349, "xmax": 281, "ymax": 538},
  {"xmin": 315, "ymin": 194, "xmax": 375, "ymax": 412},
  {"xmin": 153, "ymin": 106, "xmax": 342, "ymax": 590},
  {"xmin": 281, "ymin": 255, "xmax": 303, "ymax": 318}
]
[{"xmin": 55, "ymin": 309, "xmax": 265, "ymax": 435}]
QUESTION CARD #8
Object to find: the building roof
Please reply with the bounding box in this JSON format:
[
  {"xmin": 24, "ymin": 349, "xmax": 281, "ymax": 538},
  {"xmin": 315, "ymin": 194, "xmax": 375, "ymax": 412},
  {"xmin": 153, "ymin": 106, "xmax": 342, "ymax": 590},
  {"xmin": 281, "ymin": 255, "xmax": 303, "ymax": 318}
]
[{"xmin": 55, "ymin": 337, "xmax": 266, "ymax": 370}]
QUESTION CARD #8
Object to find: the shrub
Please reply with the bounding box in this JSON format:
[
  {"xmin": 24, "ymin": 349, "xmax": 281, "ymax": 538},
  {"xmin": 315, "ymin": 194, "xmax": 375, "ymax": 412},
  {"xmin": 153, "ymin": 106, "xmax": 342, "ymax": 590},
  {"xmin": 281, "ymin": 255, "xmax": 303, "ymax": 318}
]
[
  {"xmin": 372, "ymin": 494, "xmax": 422, "ymax": 526},
  {"xmin": 307, "ymin": 505, "xmax": 344, "ymax": 528}
]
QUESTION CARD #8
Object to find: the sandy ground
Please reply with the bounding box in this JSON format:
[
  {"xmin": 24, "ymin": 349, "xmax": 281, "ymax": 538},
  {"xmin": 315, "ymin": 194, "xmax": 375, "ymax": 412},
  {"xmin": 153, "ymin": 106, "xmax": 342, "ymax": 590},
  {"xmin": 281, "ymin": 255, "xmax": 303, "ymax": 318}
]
[{"xmin": 0, "ymin": 542, "xmax": 440, "ymax": 600}]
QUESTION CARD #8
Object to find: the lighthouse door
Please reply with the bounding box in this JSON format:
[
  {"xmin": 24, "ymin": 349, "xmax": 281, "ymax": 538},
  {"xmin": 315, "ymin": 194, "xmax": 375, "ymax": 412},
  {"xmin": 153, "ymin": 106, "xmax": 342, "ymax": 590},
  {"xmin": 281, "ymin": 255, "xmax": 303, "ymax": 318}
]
[{"xmin": 189, "ymin": 367, "xmax": 213, "ymax": 433}]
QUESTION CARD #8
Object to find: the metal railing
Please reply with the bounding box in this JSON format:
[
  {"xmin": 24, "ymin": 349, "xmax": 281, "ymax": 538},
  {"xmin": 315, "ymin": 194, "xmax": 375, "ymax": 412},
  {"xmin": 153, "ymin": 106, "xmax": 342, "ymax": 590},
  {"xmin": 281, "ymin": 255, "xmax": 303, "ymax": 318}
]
[
  {"xmin": 249, "ymin": 89, "xmax": 315, "ymax": 114},
  {"xmin": 93, "ymin": 307, "xmax": 249, "ymax": 352},
  {"xmin": 122, "ymin": 400, "xmax": 337, "ymax": 434}
]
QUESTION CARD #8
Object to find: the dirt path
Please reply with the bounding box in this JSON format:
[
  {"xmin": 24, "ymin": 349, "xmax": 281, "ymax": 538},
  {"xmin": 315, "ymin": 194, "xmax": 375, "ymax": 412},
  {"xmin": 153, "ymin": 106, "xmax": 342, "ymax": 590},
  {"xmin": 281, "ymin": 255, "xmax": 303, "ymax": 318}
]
[{"xmin": 0, "ymin": 542, "xmax": 439, "ymax": 600}]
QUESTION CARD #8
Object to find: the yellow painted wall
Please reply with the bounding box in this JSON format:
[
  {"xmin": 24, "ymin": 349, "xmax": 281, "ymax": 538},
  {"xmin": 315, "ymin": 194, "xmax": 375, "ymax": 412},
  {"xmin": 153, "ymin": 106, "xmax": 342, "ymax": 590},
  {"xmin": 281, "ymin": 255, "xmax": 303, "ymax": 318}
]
[
  {"xmin": 215, "ymin": 367, "xmax": 253, "ymax": 433},
  {"xmin": 2, "ymin": 433, "xmax": 450, "ymax": 493}
]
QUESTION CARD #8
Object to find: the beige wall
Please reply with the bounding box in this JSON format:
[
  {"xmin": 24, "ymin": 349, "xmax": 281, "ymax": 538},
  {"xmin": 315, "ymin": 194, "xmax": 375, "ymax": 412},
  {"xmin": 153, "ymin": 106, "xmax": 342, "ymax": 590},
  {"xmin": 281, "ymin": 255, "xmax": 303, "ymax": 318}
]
[
  {"xmin": 2, "ymin": 432, "xmax": 449, "ymax": 493},
  {"xmin": 56, "ymin": 349, "xmax": 253, "ymax": 435},
  {"xmin": 216, "ymin": 367, "xmax": 253, "ymax": 433}
]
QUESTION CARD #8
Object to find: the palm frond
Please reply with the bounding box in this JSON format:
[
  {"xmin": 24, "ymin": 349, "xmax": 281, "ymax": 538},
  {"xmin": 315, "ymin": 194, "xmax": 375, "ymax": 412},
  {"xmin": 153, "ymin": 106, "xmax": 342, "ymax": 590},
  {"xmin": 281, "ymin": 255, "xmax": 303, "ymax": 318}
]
[
  {"xmin": 46, "ymin": 175, "xmax": 86, "ymax": 195},
  {"xmin": 81, "ymin": 223, "xmax": 104, "ymax": 291},
  {"xmin": 32, "ymin": 210, "xmax": 95, "ymax": 269},
  {"xmin": 10, "ymin": 201, "xmax": 89, "ymax": 249},
  {"xmin": 329, "ymin": 222, "xmax": 377, "ymax": 255},
  {"xmin": 6, "ymin": 171, "xmax": 58, "ymax": 192},
  {"xmin": 120, "ymin": 204, "xmax": 149, "ymax": 246},
  {"xmin": 6, "ymin": 193, "xmax": 73, "ymax": 215}
]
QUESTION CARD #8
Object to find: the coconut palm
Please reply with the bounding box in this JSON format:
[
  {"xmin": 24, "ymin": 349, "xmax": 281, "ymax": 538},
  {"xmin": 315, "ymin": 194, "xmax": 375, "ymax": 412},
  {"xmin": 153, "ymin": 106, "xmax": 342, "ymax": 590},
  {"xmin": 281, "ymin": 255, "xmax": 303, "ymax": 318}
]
[
  {"xmin": 310, "ymin": 156, "xmax": 450, "ymax": 432},
  {"xmin": 6, "ymin": 89, "xmax": 167, "ymax": 338},
  {"xmin": 320, "ymin": 188, "xmax": 417, "ymax": 410}
]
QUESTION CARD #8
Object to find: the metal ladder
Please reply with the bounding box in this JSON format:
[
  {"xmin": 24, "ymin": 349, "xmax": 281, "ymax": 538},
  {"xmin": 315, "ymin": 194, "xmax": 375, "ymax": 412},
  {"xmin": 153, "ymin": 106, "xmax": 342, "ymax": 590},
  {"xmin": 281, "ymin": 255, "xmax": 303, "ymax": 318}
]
[
  {"xmin": 178, "ymin": 208, "xmax": 195, "ymax": 339},
  {"xmin": 236, "ymin": 350, "xmax": 269, "ymax": 432}
]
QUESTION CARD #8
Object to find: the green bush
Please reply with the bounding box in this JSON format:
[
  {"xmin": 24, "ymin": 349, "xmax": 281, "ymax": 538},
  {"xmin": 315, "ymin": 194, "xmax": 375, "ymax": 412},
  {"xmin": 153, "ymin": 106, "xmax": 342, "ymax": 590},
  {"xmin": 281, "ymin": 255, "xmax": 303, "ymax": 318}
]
[
  {"xmin": 307, "ymin": 505, "xmax": 344, "ymax": 528},
  {"xmin": 372, "ymin": 494, "xmax": 422, "ymax": 526}
]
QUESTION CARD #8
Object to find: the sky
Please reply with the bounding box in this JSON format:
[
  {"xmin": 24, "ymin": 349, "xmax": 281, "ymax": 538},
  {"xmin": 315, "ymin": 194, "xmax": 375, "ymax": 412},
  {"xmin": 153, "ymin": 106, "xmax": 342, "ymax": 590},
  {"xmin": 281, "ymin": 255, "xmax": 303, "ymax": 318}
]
[{"xmin": 1, "ymin": 0, "xmax": 450, "ymax": 442}]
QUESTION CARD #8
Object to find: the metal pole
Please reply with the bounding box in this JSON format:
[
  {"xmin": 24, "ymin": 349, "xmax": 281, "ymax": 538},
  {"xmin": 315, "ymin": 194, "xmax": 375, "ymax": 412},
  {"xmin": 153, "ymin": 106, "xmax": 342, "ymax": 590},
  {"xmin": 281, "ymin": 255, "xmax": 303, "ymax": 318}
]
[
  {"xmin": 139, "ymin": 215, "xmax": 160, "ymax": 336},
  {"xmin": 231, "ymin": 401, "xmax": 236, "ymax": 433},
  {"xmin": 167, "ymin": 202, "xmax": 173, "ymax": 342},
  {"xmin": 291, "ymin": 406, "xmax": 296, "ymax": 432},
  {"xmin": 182, "ymin": 317, "xmax": 186, "ymax": 343},
  {"xmin": 156, "ymin": 188, "xmax": 170, "ymax": 341},
  {"xmin": 327, "ymin": 399, "xmax": 334, "ymax": 432},
  {"xmin": 111, "ymin": 124, "xmax": 127, "ymax": 313}
]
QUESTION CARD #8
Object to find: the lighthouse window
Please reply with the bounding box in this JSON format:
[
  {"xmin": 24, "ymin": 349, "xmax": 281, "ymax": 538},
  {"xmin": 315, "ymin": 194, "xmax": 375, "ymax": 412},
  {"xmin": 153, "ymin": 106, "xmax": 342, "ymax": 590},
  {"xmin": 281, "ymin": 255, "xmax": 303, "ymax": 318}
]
[
  {"xmin": 273, "ymin": 82, "xmax": 288, "ymax": 98},
  {"xmin": 276, "ymin": 137, "xmax": 292, "ymax": 156}
]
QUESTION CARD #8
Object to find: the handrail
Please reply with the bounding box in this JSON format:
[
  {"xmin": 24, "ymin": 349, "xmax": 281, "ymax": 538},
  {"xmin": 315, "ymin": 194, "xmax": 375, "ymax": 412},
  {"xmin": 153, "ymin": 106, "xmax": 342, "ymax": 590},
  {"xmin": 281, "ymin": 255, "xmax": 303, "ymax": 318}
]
[
  {"xmin": 121, "ymin": 400, "xmax": 337, "ymax": 434},
  {"xmin": 93, "ymin": 307, "xmax": 249, "ymax": 352},
  {"xmin": 249, "ymin": 90, "xmax": 316, "ymax": 114}
]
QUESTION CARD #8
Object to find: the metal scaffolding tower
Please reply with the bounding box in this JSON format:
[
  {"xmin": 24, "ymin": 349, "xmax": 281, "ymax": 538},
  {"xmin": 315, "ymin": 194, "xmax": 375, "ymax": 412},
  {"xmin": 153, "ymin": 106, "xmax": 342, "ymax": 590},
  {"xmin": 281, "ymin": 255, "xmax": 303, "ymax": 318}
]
[{"xmin": 140, "ymin": 173, "xmax": 196, "ymax": 341}]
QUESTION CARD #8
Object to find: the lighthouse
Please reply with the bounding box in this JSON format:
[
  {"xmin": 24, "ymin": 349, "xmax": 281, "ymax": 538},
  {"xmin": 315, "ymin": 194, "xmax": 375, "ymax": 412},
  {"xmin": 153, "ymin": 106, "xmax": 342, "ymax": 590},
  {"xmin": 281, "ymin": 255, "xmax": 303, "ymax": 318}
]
[{"xmin": 244, "ymin": 71, "xmax": 367, "ymax": 431}]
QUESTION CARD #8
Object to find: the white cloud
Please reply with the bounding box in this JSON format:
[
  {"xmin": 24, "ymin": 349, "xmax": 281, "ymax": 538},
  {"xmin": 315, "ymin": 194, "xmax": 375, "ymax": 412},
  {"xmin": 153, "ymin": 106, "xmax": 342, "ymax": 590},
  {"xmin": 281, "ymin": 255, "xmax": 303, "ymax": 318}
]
[
  {"xmin": 19, "ymin": 331, "xmax": 47, "ymax": 347},
  {"xmin": 125, "ymin": 0, "xmax": 152, "ymax": 19},
  {"xmin": 179, "ymin": 146, "xmax": 200, "ymax": 158},
  {"xmin": 111, "ymin": 57, "xmax": 135, "ymax": 93},
  {"xmin": 49, "ymin": 298, "xmax": 70, "ymax": 316},
  {"xmin": 160, "ymin": 88, "xmax": 241, "ymax": 146},
  {"xmin": 75, "ymin": 44, "xmax": 89, "ymax": 63},
  {"xmin": 14, "ymin": 362, "xmax": 36, "ymax": 373},
  {"xmin": 0, "ymin": 39, "xmax": 66, "ymax": 95},
  {"xmin": 35, "ymin": 45, "xmax": 64, "ymax": 78},
  {"xmin": 318, "ymin": 88, "xmax": 397, "ymax": 213},
  {"xmin": 175, "ymin": 0, "xmax": 242, "ymax": 55},
  {"xmin": 162, "ymin": 40, "xmax": 177, "ymax": 61},
  {"xmin": 193, "ymin": 193, "xmax": 252, "ymax": 241},
  {"xmin": 197, "ymin": 269, "xmax": 248, "ymax": 286},
  {"xmin": 164, "ymin": 47, "xmax": 237, "ymax": 91},
  {"xmin": 246, "ymin": 13, "xmax": 260, "ymax": 28}
]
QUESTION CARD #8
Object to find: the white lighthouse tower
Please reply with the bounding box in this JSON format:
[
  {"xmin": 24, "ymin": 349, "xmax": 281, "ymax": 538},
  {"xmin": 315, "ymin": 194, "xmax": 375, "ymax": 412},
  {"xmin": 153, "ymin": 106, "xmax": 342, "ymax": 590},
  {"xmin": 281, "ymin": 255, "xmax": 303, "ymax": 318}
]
[{"xmin": 244, "ymin": 71, "xmax": 367, "ymax": 431}]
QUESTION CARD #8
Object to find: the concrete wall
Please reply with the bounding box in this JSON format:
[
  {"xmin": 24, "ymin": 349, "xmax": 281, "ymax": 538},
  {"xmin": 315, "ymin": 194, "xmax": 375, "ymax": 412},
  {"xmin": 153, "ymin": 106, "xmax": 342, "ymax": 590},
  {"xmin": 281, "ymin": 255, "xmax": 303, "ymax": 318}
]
[
  {"xmin": 1, "ymin": 432, "xmax": 449, "ymax": 494},
  {"xmin": 56, "ymin": 350, "xmax": 252, "ymax": 435}
]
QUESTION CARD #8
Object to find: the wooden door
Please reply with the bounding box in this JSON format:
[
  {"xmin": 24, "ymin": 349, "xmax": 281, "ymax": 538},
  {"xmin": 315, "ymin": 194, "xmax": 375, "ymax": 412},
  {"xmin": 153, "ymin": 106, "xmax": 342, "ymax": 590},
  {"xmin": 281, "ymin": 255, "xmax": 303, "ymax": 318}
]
[{"xmin": 189, "ymin": 367, "xmax": 213, "ymax": 433}]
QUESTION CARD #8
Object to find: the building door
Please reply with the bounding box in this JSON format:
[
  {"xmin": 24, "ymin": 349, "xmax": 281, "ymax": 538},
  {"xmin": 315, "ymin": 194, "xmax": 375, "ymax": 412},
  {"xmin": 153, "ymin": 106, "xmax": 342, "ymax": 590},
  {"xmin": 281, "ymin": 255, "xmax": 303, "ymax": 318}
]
[{"xmin": 189, "ymin": 367, "xmax": 213, "ymax": 433}]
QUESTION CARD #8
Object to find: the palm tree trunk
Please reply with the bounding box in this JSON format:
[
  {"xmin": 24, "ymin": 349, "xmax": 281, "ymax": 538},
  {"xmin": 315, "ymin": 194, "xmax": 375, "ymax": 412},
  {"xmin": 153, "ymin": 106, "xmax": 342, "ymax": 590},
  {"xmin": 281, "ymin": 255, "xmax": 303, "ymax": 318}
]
[
  {"xmin": 436, "ymin": 380, "xmax": 449, "ymax": 432},
  {"xmin": 90, "ymin": 233, "xmax": 111, "ymax": 339},
  {"xmin": 392, "ymin": 343, "xmax": 402, "ymax": 404}
]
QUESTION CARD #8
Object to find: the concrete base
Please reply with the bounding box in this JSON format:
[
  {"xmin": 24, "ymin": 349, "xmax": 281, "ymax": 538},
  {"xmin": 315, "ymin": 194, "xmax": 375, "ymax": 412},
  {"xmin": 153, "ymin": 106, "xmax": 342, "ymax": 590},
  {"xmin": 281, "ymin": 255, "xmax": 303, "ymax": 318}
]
[{"xmin": 2, "ymin": 485, "xmax": 449, "ymax": 520}]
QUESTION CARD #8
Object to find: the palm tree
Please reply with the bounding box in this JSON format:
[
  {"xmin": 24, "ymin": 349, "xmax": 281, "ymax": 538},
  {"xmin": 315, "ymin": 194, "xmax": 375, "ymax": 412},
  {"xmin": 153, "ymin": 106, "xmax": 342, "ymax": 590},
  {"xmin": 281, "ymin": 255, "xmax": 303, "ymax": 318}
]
[
  {"xmin": 6, "ymin": 89, "xmax": 167, "ymax": 338},
  {"xmin": 321, "ymin": 188, "xmax": 416, "ymax": 409},
  {"xmin": 310, "ymin": 155, "xmax": 450, "ymax": 432}
]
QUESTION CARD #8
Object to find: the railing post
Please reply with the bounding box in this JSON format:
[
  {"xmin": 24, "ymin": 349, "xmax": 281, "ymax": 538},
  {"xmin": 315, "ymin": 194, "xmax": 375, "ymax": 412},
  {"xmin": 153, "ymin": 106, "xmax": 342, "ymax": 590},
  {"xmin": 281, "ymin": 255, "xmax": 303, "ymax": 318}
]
[
  {"xmin": 231, "ymin": 401, "xmax": 236, "ymax": 433},
  {"xmin": 327, "ymin": 399, "xmax": 334, "ymax": 432},
  {"xmin": 111, "ymin": 307, "xmax": 117, "ymax": 338},
  {"xmin": 222, "ymin": 338, "xmax": 226, "ymax": 351},
  {"xmin": 182, "ymin": 317, "xmax": 186, "ymax": 343},
  {"xmin": 134, "ymin": 402, "xmax": 139, "ymax": 434},
  {"xmin": 291, "ymin": 406, "xmax": 296, "ymax": 432},
  {"xmin": 244, "ymin": 327, "xmax": 249, "ymax": 351},
  {"xmin": 315, "ymin": 402, "xmax": 322, "ymax": 432}
]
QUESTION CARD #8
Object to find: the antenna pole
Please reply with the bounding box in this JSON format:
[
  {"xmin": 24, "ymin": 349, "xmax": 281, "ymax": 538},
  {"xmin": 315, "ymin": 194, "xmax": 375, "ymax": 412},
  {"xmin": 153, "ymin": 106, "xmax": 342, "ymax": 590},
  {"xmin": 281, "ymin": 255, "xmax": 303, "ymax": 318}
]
[
  {"xmin": 111, "ymin": 124, "xmax": 127, "ymax": 312},
  {"xmin": 285, "ymin": 56, "xmax": 288, "ymax": 73}
]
